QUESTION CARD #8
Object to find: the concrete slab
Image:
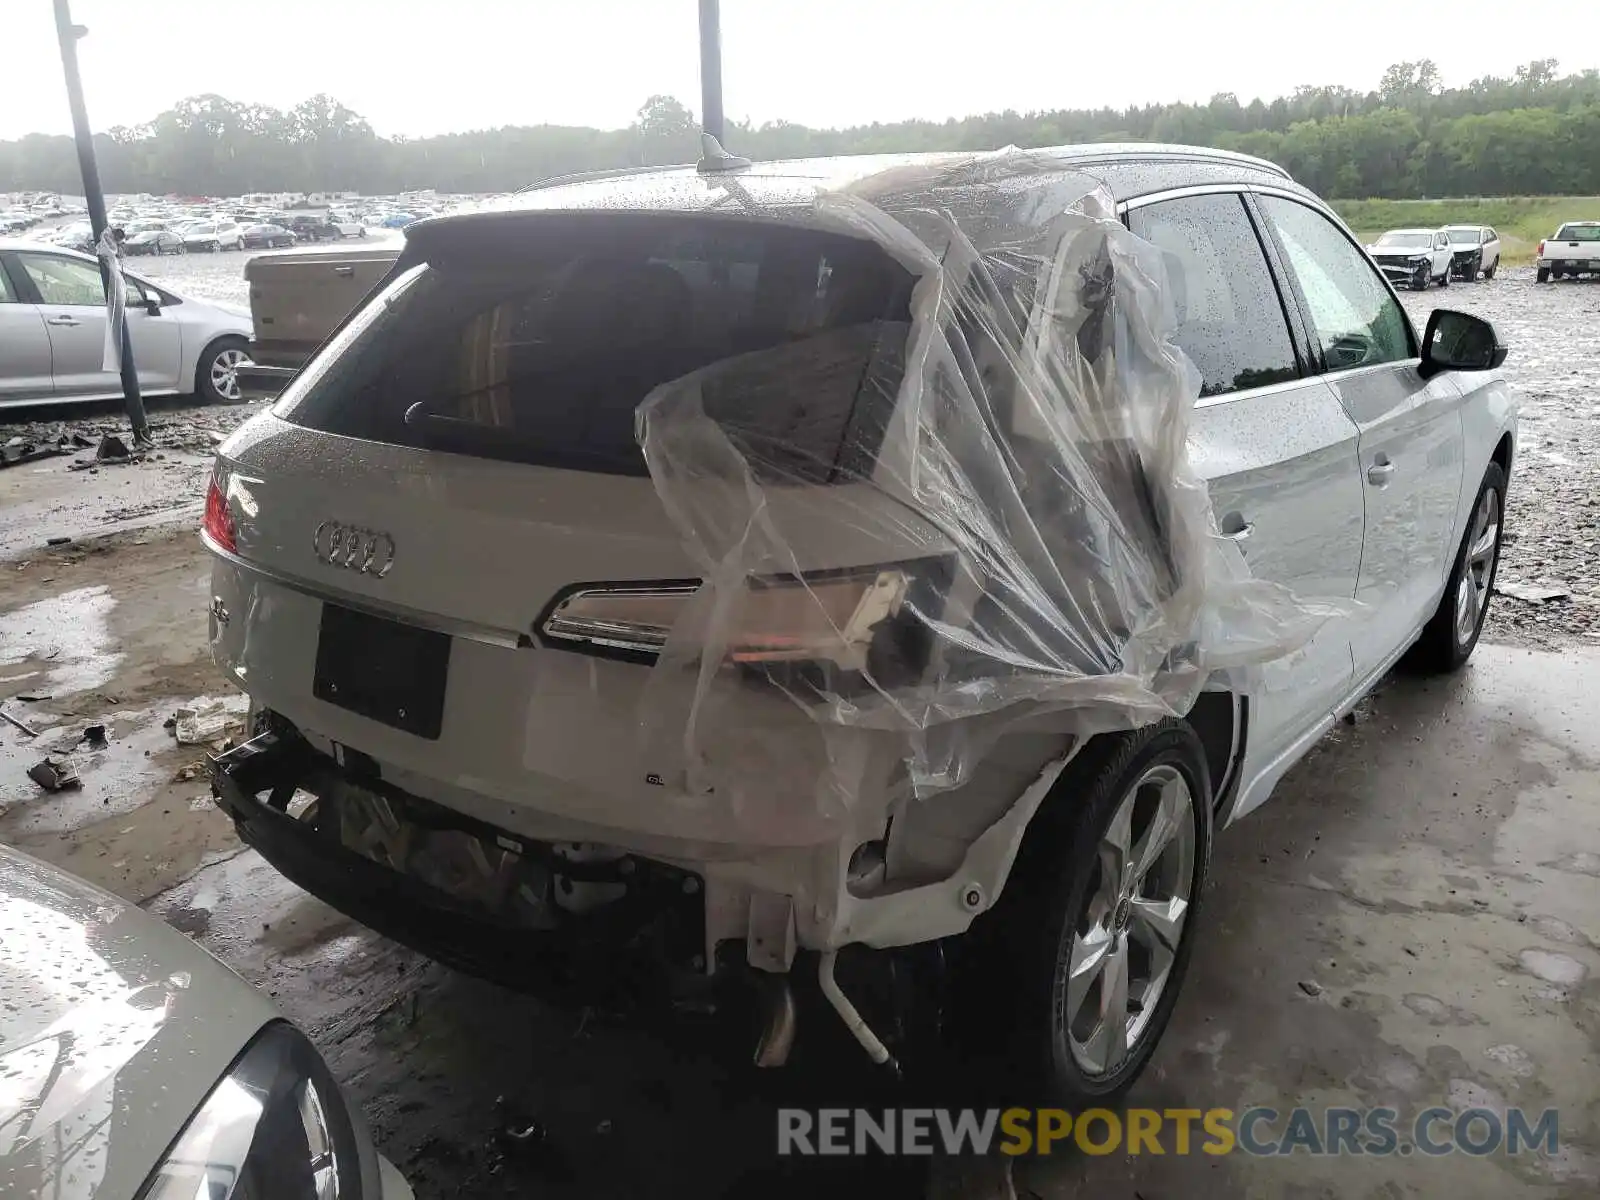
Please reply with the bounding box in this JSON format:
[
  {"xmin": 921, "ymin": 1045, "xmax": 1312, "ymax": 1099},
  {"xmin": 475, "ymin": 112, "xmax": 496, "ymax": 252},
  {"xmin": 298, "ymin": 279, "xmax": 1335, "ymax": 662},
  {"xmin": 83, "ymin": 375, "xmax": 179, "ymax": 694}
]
[
  {"xmin": 5, "ymin": 522, "xmax": 1596, "ymax": 1195},
  {"xmin": 1019, "ymin": 642, "xmax": 1600, "ymax": 1198}
]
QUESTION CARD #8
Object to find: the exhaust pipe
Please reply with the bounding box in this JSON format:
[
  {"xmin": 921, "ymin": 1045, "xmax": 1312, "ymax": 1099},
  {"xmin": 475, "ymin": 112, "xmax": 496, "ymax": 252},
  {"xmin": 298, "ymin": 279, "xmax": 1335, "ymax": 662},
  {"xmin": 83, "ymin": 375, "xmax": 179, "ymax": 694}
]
[{"xmin": 752, "ymin": 973, "xmax": 798, "ymax": 1068}]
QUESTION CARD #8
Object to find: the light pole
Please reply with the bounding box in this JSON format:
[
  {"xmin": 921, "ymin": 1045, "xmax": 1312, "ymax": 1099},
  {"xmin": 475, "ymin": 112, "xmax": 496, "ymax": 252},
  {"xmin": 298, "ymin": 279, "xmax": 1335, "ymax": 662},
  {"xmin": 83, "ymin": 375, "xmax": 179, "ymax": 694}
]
[{"xmin": 53, "ymin": 0, "xmax": 150, "ymax": 445}]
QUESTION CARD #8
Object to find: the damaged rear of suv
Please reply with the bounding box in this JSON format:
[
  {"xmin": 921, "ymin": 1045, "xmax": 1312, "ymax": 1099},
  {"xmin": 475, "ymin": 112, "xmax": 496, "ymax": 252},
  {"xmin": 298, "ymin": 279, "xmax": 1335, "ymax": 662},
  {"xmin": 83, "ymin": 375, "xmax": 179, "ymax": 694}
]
[{"xmin": 204, "ymin": 146, "xmax": 1342, "ymax": 1102}]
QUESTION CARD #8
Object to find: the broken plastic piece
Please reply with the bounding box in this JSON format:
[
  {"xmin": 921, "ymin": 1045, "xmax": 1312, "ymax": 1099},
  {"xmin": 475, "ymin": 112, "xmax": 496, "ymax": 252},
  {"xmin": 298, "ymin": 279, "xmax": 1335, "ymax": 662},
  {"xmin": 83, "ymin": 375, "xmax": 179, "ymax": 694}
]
[
  {"xmin": 1495, "ymin": 581, "xmax": 1568, "ymax": 603},
  {"xmin": 83, "ymin": 723, "xmax": 108, "ymax": 748},
  {"xmin": 96, "ymin": 433, "xmax": 134, "ymax": 464},
  {"xmin": 173, "ymin": 700, "xmax": 239, "ymax": 745},
  {"xmin": 27, "ymin": 756, "xmax": 80, "ymax": 791}
]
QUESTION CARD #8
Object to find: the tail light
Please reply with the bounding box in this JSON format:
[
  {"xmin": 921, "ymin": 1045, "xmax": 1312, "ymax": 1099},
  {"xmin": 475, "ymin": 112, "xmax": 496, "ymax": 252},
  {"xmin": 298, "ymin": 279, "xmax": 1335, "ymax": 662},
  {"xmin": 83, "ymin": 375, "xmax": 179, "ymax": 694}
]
[
  {"xmin": 1537, "ymin": 240, "xmax": 1545, "ymax": 258},
  {"xmin": 203, "ymin": 471, "xmax": 237, "ymax": 554},
  {"xmin": 541, "ymin": 569, "xmax": 910, "ymax": 670}
]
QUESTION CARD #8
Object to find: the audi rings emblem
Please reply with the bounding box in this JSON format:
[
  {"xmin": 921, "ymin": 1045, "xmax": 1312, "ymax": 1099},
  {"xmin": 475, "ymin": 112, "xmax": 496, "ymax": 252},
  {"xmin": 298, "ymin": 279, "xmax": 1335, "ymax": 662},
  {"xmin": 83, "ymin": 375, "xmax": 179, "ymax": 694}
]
[{"xmin": 312, "ymin": 521, "xmax": 396, "ymax": 577}]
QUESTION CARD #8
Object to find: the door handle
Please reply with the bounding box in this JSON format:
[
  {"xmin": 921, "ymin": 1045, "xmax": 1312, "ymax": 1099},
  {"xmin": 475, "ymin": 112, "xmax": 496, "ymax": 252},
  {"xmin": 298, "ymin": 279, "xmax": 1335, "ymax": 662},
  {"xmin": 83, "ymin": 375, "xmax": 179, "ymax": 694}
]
[
  {"xmin": 332, "ymin": 266, "xmax": 354, "ymax": 277},
  {"xmin": 1367, "ymin": 456, "xmax": 1395, "ymax": 486},
  {"xmin": 45, "ymin": 315, "xmax": 80, "ymax": 327},
  {"xmin": 1219, "ymin": 512, "xmax": 1253, "ymax": 541}
]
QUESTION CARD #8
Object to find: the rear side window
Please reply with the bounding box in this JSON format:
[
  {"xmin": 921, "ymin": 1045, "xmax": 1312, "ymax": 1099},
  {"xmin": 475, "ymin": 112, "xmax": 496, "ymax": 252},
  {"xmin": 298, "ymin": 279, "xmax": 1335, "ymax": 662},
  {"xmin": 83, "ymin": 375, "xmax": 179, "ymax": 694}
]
[
  {"xmin": 279, "ymin": 218, "xmax": 914, "ymax": 481},
  {"xmin": 1127, "ymin": 193, "xmax": 1299, "ymax": 397},
  {"xmin": 1555, "ymin": 224, "xmax": 1600, "ymax": 242}
]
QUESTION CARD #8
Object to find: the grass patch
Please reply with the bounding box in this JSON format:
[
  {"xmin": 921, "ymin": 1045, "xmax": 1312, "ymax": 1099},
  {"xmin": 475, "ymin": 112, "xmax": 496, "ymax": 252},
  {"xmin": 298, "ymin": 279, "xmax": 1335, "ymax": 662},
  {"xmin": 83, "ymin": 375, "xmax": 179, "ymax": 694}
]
[{"xmin": 1334, "ymin": 196, "xmax": 1600, "ymax": 264}]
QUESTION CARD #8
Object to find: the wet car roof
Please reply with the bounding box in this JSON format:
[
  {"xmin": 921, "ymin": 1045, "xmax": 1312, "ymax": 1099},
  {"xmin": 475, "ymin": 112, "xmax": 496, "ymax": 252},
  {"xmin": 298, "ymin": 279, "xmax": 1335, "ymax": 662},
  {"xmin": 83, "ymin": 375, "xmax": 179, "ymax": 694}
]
[{"xmin": 409, "ymin": 144, "xmax": 1306, "ymax": 249}]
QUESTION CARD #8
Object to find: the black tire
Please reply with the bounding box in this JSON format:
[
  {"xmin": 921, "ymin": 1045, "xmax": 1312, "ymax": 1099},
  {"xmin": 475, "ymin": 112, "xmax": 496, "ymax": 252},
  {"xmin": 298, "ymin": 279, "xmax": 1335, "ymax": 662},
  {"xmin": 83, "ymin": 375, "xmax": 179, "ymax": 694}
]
[
  {"xmin": 195, "ymin": 335, "xmax": 250, "ymax": 405},
  {"xmin": 1536, "ymin": 267, "xmax": 1550, "ymax": 282},
  {"xmin": 1438, "ymin": 269, "xmax": 1449, "ymax": 287},
  {"xmin": 956, "ymin": 719, "xmax": 1213, "ymax": 1106},
  {"xmin": 1484, "ymin": 259, "xmax": 1496, "ymax": 280},
  {"xmin": 207, "ymin": 240, "xmax": 220, "ymax": 253},
  {"xmin": 1406, "ymin": 461, "xmax": 1506, "ymax": 674}
]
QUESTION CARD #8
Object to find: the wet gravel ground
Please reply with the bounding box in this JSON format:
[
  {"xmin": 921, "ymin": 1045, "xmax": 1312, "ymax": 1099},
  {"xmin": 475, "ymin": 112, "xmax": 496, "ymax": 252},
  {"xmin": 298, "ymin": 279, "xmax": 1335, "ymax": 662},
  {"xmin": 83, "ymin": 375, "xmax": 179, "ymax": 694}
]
[{"xmin": 1396, "ymin": 268, "xmax": 1600, "ymax": 648}]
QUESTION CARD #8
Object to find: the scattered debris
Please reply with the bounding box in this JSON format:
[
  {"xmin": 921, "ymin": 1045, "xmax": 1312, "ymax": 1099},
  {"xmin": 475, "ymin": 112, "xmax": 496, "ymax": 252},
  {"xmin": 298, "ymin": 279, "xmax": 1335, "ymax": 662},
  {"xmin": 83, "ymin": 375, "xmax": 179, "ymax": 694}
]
[
  {"xmin": 27, "ymin": 756, "xmax": 80, "ymax": 791},
  {"xmin": 1297, "ymin": 979, "xmax": 1324, "ymax": 997},
  {"xmin": 96, "ymin": 433, "xmax": 136, "ymax": 465},
  {"xmin": 173, "ymin": 763, "xmax": 203, "ymax": 782},
  {"xmin": 0, "ymin": 708, "xmax": 39, "ymax": 738},
  {"xmin": 1495, "ymin": 581, "xmax": 1571, "ymax": 603},
  {"xmin": 163, "ymin": 714, "xmax": 178, "ymax": 730},
  {"xmin": 46, "ymin": 536, "xmax": 72, "ymax": 546},
  {"xmin": 83, "ymin": 723, "xmax": 108, "ymax": 747},
  {"xmin": 495, "ymin": 1096, "xmax": 547, "ymax": 1152},
  {"xmin": 172, "ymin": 700, "xmax": 240, "ymax": 745},
  {"xmin": 16, "ymin": 694, "xmax": 51, "ymax": 702},
  {"xmin": 1, "ymin": 434, "xmax": 71, "ymax": 468}
]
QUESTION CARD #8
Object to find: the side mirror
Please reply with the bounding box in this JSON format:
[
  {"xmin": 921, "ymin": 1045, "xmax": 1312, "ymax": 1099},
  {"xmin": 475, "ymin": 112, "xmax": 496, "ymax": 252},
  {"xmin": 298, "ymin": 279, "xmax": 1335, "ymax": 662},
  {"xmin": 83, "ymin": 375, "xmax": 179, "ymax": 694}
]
[
  {"xmin": 139, "ymin": 292, "xmax": 161, "ymax": 316},
  {"xmin": 1420, "ymin": 309, "xmax": 1506, "ymax": 378}
]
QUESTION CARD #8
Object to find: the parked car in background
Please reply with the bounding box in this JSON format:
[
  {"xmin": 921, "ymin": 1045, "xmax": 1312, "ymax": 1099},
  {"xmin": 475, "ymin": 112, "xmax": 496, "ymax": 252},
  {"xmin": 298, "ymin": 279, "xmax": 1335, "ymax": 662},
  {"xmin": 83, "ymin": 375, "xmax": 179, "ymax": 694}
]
[
  {"xmin": 123, "ymin": 228, "xmax": 186, "ymax": 256},
  {"xmin": 203, "ymin": 145, "xmax": 1516, "ymax": 1107},
  {"xmin": 242, "ymin": 222, "xmax": 298, "ymax": 249},
  {"xmin": 327, "ymin": 210, "xmax": 368, "ymax": 238},
  {"xmin": 1536, "ymin": 221, "xmax": 1600, "ymax": 282},
  {"xmin": 235, "ymin": 241, "xmax": 400, "ymax": 396},
  {"xmin": 0, "ymin": 238, "xmax": 253, "ymax": 405},
  {"xmin": 46, "ymin": 222, "xmax": 95, "ymax": 254},
  {"xmin": 1367, "ymin": 228, "xmax": 1454, "ymax": 289},
  {"xmin": 0, "ymin": 843, "xmax": 411, "ymax": 1199},
  {"xmin": 1442, "ymin": 225, "xmax": 1500, "ymax": 280},
  {"xmin": 380, "ymin": 210, "xmax": 418, "ymax": 228},
  {"xmin": 286, "ymin": 214, "xmax": 341, "ymax": 242},
  {"xmin": 182, "ymin": 219, "xmax": 245, "ymax": 252}
]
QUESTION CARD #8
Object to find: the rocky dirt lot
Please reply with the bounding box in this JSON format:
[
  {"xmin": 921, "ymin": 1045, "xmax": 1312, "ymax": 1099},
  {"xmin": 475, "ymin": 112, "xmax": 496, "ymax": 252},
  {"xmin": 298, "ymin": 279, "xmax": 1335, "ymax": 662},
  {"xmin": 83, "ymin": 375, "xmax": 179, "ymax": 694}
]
[
  {"xmin": 1395, "ymin": 270, "xmax": 1600, "ymax": 647},
  {"xmin": 1, "ymin": 257, "xmax": 1596, "ymax": 1198}
]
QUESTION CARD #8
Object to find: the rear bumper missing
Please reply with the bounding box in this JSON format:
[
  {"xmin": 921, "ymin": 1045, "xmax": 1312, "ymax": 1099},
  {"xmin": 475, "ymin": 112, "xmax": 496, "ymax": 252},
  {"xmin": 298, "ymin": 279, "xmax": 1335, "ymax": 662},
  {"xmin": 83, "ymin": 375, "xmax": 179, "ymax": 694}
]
[{"xmin": 210, "ymin": 728, "xmax": 710, "ymax": 1002}]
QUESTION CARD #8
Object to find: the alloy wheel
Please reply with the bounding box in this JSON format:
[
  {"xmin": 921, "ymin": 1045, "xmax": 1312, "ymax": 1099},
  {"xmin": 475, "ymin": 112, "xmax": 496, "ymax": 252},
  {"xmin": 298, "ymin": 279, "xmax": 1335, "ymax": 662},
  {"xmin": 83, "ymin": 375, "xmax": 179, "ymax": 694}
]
[
  {"xmin": 211, "ymin": 348, "xmax": 250, "ymax": 401},
  {"xmin": 1061, "ymin": 763, "xmax": 1195, "ymax": 1077},
  {"xmin": 1454, "ymin": 485, "xmax": 1500, "ymax": 647}
]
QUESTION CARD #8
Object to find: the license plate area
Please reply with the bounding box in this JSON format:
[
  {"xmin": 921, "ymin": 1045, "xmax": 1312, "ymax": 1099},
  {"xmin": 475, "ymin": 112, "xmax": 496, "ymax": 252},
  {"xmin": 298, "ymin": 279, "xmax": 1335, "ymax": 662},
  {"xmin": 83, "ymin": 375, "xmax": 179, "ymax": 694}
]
[{"xmin": 313, "ymin": 604, "xmax": 450, "ymax": 739}]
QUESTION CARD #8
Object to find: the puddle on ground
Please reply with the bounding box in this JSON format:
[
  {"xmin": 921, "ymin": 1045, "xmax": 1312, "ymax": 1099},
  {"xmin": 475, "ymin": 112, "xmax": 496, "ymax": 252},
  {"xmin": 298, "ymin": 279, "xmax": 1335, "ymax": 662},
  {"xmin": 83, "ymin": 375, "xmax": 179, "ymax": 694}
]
[
  {"xmin": 1517, "ymin": 948, "xmax": 1589, "ymax": 987},
  {"xmin": 1483, "ymin": 1043, "xmax": 1536, "ymax": 1077},
  {"xmin": 0, "ymin": 586, "xmax": 120, "ymax": 694}
]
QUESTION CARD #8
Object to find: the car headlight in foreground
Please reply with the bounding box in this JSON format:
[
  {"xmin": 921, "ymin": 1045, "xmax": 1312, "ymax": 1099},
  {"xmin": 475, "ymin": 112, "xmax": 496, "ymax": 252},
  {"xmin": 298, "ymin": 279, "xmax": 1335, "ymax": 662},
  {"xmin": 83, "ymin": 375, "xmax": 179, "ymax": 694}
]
[{"xmin": 141, "ymin": 1022, "xmax": 374, "ymax": 1200}]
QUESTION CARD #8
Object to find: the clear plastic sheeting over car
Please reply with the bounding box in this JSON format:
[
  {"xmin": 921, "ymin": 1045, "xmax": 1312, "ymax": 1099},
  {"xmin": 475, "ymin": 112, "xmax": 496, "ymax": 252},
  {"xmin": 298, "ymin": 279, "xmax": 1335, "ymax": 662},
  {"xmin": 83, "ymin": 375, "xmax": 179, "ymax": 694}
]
[{"xmin": 626, "ymin": 149, "xmax": 1335, "ymax": 829}]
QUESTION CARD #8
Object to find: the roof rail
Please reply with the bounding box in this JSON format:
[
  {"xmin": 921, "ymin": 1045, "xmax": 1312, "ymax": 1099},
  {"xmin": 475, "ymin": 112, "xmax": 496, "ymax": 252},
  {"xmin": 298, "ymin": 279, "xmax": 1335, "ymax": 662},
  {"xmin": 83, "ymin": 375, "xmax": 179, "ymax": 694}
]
[
  {"xmin": 1037, "ymin": 142, "xmax": 1292, "ymax": 181},
  {"xmin": 513, "ymin": 162, "xmax": 692, "ymax": 195}
]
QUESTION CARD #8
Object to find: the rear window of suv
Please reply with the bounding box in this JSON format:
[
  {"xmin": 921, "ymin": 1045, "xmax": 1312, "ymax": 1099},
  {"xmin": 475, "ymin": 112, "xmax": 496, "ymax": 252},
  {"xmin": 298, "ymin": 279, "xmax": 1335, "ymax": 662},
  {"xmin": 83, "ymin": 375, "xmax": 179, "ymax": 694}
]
[
  {"xmin": 1555, "ymin": 224, "xmax": 1600, "ymax": 242},
  {"xmin": 278, "ymin": 215, "xmax": 915, "ymax": 481}
]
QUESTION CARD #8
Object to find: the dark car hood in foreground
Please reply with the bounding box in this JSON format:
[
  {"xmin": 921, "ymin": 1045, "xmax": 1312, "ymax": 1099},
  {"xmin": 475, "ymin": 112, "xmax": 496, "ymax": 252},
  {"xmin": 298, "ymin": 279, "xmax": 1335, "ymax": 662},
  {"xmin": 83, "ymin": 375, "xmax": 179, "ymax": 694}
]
[{"xmin": 0, "ymin": 845, "xmax": 273, "ymax": 1198}]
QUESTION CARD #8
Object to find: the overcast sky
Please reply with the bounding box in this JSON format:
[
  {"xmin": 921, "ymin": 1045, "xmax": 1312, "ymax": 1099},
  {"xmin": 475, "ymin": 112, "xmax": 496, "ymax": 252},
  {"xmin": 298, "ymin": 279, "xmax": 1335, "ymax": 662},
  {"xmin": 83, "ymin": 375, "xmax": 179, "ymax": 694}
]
[{"xmin": 6, "ymin": 0, "xmax": 1594, "ymax": 141}]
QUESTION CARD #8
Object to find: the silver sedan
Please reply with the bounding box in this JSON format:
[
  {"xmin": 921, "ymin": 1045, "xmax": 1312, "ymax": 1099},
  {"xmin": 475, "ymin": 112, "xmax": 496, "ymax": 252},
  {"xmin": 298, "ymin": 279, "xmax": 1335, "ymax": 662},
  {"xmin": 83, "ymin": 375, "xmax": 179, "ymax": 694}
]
[
  {"xmin": 0, "ymin": 237, "xmax": 254, "ymax": 407},
  {"xmin": 0, "ymin": 842, "xmax": 412, "ymax": 1198}
]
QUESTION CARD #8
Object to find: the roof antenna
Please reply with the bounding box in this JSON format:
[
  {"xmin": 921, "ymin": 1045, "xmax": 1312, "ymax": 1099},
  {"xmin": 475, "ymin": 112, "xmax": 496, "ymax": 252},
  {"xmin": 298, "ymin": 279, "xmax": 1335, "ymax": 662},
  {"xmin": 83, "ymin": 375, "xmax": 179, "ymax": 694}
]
[{"xmin": 697, "ymin": 0, "xmax": 749, "ymax": 172}]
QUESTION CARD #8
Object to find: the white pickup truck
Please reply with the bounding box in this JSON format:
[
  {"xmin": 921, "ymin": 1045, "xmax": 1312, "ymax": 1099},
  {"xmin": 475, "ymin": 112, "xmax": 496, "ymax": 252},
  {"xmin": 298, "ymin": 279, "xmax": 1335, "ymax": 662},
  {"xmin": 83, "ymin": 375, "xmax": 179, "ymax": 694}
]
[{"xmin": 1536, "ymin": 221, "xmax": 1600, "ymax": 282}]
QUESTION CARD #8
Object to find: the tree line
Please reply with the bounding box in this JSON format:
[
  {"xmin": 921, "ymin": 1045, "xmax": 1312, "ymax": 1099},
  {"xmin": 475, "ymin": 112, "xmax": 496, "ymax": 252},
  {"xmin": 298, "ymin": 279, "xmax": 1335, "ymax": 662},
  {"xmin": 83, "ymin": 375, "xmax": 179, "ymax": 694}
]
[{"xmin": 3, "ymin": 60, "xmax": 1598, "ymax": 200}]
